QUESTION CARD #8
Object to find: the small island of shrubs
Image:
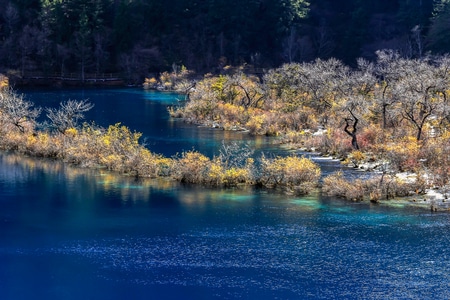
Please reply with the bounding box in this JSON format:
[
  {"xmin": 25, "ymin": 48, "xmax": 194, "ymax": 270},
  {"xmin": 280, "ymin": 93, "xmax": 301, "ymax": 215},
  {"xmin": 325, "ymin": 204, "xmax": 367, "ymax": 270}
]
[
  {"xmin": 164, "ymin": 51, "xmax": 450, "ymax": 206},
  {"xmin": 3, "ymin": 50, "xmax": 450, "ymax": 208},
  {"xmin": 0, "ymin": 85, "xmax": 321, "ymax": 195}
]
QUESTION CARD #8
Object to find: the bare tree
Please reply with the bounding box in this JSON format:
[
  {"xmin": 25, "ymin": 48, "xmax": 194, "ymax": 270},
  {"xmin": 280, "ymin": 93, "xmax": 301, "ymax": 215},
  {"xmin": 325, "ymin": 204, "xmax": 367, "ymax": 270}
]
[
  {"xmin": 93, "ymin": 30, "xmax": 111, "ymax": 76},
  {"xmin": 228, "ymin": 73, "xmax": 265, "ymax": 109},
  {"xmin": 344, "ymin": 114, "xmax": 360, "ymax": 150},
  {"xmin": 313, "ymin": 20, "xmax": 335, "ymax": 58},
  {"xmin": 218, "ymin": 140, "xmax": 254, "ymax": 169},
  {"xmin": 46, "ymin": 99, "xmax": 94, "ymax": 134},
  {"xmin": 336, "ymin": 58, "xmax": 376, "ymax": 150},
  {"xmin": 374, "ymin": 50, "xmax": 405, "ymax": 129},
  {"xmin": 410, "ymin": 25, "xmax": 424, "ymax": 58},
  {"xmin": 56, "ymin": 44, "xmax": 71, "ymax": 77},
  {"xmin": 264, "ymin": 58, "xmax": 349, "ymax": 126},
  {"xmin": 391, "ymin": 56, "xmax": 449, "ymax": 141},
  {"xmin": 0, "ymin": 88, "xmax": 41, "ymax": 133},
  {"xmin": 301, "ymin": 58, "xmax": 350, "ymax": 126}
]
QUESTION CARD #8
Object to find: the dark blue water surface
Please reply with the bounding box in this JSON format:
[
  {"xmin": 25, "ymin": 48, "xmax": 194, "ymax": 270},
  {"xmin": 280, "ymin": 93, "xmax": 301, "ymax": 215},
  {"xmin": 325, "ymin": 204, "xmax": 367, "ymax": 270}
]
[
  {"xmin": 24, "ymin": 88, "xmax": 278, "ymax": 158},
  {"xmin": 1, "ymin": 88, "xmax": 449, "ymax": 300}
]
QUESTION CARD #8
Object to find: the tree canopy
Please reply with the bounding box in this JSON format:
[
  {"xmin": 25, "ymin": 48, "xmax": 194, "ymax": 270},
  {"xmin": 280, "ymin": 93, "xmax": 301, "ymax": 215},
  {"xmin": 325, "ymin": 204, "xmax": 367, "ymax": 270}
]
[{"xmin": 0, "ymin": 0, "xmax": 447, "ymax": 80}]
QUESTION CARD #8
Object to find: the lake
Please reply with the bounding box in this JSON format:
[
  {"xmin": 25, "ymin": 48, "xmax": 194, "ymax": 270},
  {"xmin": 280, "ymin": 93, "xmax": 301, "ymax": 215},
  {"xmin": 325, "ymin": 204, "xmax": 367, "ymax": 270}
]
[{"xmin": 1, "ymin": 88, "xmax": 449, "ymax": 299}]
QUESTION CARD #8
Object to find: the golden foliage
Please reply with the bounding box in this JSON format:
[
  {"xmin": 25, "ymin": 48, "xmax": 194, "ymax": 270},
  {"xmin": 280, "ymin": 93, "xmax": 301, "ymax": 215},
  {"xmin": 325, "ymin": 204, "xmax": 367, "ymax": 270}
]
[
  {"xmin": 322, "ymin": 171, "xmax": 365, "ymax": 201},
  {"xmin": 143, "ymin": 77, "xmax": 158, "ymax": 89},
  {"xmin": 0, "ymin": 74, "xmax": 8, "ymax": 89},
  {"xmin": 172, "ymin": 151, "xmax": 211, "ymax": 184},
  {"xmin": 344, "ymin": 150, "xmax": 366, "ymax": 167},
  {"xmin": 323, "ymin": 171, "xmax": 429, "ymax": 201},
  {"xmin": 259, "ymin": 155, "xmax": 321, "ymax": 194},
  {"xmin": 245, "ymin": 114, "xmax": 266, "ymax": 135},
  {"xmin": 64, "ymin": 127, "xmax": 78, "ymax": 137}
]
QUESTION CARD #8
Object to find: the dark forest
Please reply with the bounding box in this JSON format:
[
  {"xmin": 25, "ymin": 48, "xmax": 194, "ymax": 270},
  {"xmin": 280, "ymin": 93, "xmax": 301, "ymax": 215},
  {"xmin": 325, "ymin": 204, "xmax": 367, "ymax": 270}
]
[{"xmin": 1, "ymin": 0, "xmax": 449, "ymax": 82}]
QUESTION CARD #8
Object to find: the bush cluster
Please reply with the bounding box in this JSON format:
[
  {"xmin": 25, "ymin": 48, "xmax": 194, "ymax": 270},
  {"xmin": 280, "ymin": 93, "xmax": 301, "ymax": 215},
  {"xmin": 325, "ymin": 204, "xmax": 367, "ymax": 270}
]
[
  {"xmin": 322, "ymin": 171, "xmax": 429, "ymax": 202},
  {"xmin": 259, "ymin": 155, "xmax": 321, "ymax": 194},
  {"xmin": 171, "ymin": 54, "xmax": 450, "ymax": 196},
  {"xmin": 0, "ymin": 88, "xmax": 321, "ymax": 194}
]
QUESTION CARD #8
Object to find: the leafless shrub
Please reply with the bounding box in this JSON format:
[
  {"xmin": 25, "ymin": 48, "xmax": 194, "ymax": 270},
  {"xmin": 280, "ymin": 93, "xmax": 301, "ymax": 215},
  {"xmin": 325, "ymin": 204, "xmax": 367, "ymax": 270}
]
[
  {"xmin": 46, "ymin": 99, "xmax": 94, "ymax": 133},
  {"xmin": 0, "ymin": 87, "xmax": 41, "ymax": 133}
]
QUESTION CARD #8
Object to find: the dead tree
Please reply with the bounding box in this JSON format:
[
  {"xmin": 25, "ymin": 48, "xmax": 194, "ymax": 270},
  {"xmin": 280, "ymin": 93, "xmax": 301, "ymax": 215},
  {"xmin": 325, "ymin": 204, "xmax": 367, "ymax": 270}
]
[{"xmin": 344, "ymin": 111, "xmax": 359, "ymax": 150}]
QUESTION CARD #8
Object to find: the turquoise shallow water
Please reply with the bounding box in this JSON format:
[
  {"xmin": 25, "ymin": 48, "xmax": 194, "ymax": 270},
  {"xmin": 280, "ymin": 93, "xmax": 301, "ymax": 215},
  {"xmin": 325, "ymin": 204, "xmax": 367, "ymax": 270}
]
[
  {"xmin": 1, "ymin": 152, "xmax": 450, "ymax": 299},
  {"xmin": 1, "ymin": 89, "xmax": 449, "ymax": 299}
]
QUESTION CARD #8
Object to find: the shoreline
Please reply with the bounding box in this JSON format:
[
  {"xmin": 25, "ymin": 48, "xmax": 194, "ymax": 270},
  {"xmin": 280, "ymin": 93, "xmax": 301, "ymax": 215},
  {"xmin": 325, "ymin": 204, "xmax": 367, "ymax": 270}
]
[
  {"xmin": 2, "ymin": 83, "xmax": 449, "ymax": 212},
  {"xmin": 280, "ymin": 142, "xmax": 450, "ymax": 212},
  {"xmin": 3, "ymin": 145, "xmax": 449, "ymax": 212},
  {"xmin": 9, "ymin": 75, "xmax": 126, "ymax": 88}
]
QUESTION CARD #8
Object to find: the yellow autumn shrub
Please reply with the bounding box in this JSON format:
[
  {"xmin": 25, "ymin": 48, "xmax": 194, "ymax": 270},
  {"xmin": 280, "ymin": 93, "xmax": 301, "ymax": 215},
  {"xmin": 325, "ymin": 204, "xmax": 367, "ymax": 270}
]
[
  {"xmin": 223, "ymin": 167, "xmax": 250, "ymax": 186},
  {"xmin": 132, "ymin": 148, "xmax": 174, "ymax": 177},
  {"xmin": 172, "ymin": 151, "xmax": 212, "ymax": 183},
  {"xmin": 207, "ymin": 158, "xmax": 225, "ymax": 185},
  {"xmin": 345, "ymin": 150, "xmax": 366, "ymax": 167},
  {"xmin": 382, "ymin": 136, "xmax": 421, "ymax": 172},
  {"xmin": 259, "ymin": 155, "xmax": 321, "ymax": 194},
  {"xmin": 322, "ymin": 171, "xmax": 364, "ymax": 201},
  {"xmin": 245, "ymin": 114, "xmax": 266, "ymax": 135},
  {"xmin": 0, "ymin": 74, "xmax": 8, "ymax": 89}
]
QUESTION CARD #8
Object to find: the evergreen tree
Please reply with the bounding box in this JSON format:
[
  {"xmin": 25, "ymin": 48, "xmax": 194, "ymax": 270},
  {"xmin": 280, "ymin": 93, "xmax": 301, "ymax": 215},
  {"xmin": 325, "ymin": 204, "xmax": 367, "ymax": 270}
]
[{"xmin": 427, "ymin": 0, "xmax": 450, "ymax": 53}]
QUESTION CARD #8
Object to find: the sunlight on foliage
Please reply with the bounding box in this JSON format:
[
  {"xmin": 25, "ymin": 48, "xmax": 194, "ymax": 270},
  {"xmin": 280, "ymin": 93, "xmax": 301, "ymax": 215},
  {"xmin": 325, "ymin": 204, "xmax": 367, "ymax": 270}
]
[{"xmin": 259, "ymin": 155, "xmax": 321, "ymax": 194}]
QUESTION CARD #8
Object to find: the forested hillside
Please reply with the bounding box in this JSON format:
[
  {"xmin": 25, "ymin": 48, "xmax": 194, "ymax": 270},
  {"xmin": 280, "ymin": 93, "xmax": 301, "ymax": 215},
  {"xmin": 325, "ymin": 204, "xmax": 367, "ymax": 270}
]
[{"xmin": 0, "ymin": 0, "xmax": 449, "ymax": 82}]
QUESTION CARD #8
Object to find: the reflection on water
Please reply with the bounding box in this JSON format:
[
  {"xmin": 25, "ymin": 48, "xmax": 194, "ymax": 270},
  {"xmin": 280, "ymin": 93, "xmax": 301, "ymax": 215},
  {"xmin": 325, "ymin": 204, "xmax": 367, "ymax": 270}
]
[
  {"xmin": 2, "ymin": 89, "xmax": 450, "ymax": 299},
  {"xmin": 0, "ymin": 152, "xmax": 153, "ymax": 203},
  {"xmin": 2, "ymin": 151, "xmax": 450, "ymax": 300}
]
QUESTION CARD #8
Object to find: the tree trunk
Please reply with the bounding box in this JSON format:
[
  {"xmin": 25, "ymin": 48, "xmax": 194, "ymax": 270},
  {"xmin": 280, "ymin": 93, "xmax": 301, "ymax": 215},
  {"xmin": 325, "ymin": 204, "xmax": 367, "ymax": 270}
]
[
  {"xmin": 344, "ymin": 117, "xmax": 360, "ymax": 150},
  {"xmin": 416, "ymin": 125, "xmax": 423, "ymax": 141}
]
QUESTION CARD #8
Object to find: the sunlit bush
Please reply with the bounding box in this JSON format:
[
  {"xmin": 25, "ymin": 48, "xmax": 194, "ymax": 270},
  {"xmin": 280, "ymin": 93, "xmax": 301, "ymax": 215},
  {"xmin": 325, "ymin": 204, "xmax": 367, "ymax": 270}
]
[
  {"xmin": 0, "ymin": 74, "xmax": 8, "ymax": 89},
  {"xmin": 217, "ymin": 102, "xmax": 247, "ymax": 129},
  {"xmin": 126, "ymin": 148, "xmax": 174, "ymax": 178},
  {"xmin": 379, "ymin": 136, "xmax": 422, "ymax": 172},
  {"xmin": 358, "ymin": 124, "xmax": 385, "ymax": 150},
  {"xmin": 302, "ymin": 128, "xmax": 353, "ymax": 157},
  {"xmin": 322, "ymin": 171, "xmax": 363, "ymax": 200},
  {"xmin": 223, "ymin": 167, "xmax": 251, "ymax": 186},
  {"xmin": 171, "ymin": 150, "xmax": 212, "ymax": 184},
  {"xmin": 344, "ymin": 150, "xmax": 366, "ymax": 168},
  {"xmin": 206, "ymin": 158, "xmax": 254, "ymax": 187},
  {"xmin": 207, "ymin": 158, "xmax": 225, "ymax": 185},
  {"xmin": 24, "ymin": 132, "xmax": 59, "ymax": 157},
  {"xmin": 259, "ymin": 155, "xmax": 321, "ymax": 194},
  {"xmin": 0, "ymin": 128, "xmax": 25, "ymax": 151},
  {"xmin": 323, "ymin": 171, "xmax": 429, "ymax": 202},
  {"xmin": 143, "ymin": 77, "xmax": 158, "ymax": 89},
  {"xmin": 59, "ymin": 124, "xmax": 99, "ymax": 166},
  {"xmin": 245, "ymin": 113, "xmax": 267, "ymax": 135}
]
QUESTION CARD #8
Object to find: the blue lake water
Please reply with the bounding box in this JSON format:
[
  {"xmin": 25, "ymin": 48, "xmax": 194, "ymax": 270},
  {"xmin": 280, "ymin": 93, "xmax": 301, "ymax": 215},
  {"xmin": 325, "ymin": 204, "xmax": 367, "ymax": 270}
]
[{"xmin": 1, "ymin": 88, "xmax": 449, "ymax": 299}]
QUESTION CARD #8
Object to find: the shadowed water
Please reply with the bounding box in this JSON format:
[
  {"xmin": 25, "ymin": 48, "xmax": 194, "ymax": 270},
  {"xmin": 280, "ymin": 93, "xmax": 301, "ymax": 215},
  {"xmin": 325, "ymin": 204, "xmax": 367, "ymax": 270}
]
[{"xmin": 1, "ymin": 89, "xmax": 449, "ymax": 299}]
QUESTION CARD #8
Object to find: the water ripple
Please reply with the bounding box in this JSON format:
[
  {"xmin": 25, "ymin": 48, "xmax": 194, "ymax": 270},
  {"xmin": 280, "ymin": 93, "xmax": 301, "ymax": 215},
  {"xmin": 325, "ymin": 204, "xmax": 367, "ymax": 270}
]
[{"xmin": 39, "ymin": 222, "xmax": 450, "ymax": 299}]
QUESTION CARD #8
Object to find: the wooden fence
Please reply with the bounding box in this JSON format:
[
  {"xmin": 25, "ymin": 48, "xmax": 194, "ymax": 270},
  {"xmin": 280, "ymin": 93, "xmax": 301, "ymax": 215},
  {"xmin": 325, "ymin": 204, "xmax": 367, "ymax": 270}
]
[{"xmin": 22, "ymin": 72, "xmax": 123, "ymax": 81}]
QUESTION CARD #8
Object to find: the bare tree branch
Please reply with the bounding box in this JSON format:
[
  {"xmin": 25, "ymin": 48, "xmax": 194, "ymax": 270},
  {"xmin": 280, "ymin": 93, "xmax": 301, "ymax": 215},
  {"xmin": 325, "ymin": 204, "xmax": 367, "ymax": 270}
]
[
  {"xmin": 46, "ymin": 99, "xmax": 94, "ymax": 134},
  {"xmin": 0, "ymin": 87, "xmax": 41, "ymax": 133}
]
